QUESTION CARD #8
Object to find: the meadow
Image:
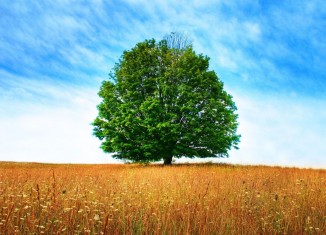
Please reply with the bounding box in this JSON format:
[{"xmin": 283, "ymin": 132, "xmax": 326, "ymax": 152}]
[{"xmin": 0, "ymin": 162, "xmax": 325, "ymax": 234}]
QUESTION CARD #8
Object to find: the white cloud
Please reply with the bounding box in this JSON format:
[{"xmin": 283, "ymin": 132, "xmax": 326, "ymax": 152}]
[
  {"xmin": 244, "ymin": 22, "xmax": 261, "ymax": 41},
  {"xmin": 221, "ymin": 92, "xmax": 326, "ymax": 169},
  {"xmin": 0, "ymin": 77, "xmax": 119, "ymax": 164}
]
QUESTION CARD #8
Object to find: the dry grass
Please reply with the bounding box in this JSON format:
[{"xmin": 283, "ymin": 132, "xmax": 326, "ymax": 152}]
[{"xmin": 0, "ymin": 162, "xmax": 325, "ymax": 234}]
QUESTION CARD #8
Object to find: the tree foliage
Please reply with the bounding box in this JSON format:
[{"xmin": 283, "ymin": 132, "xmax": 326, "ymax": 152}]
[{"xmin": 93, "ymin": 35, "xmax": 240, "ymax": 164}]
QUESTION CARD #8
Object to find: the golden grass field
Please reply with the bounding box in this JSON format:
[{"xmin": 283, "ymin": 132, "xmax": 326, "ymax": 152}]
[{"xmin": 0, "ymin": 162, "xmax": 325, "ymax": 234}]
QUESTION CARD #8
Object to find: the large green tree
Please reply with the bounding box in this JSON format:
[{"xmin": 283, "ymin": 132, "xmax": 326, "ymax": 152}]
[{"xmin": 93, "ymin": 36, "xmax": 240, "ymax": 164}]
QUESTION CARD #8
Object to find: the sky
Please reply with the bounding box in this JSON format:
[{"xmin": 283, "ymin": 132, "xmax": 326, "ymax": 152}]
[{"xmin": 0, "ymin": 0, "xmax": 325, "ymax": 168}]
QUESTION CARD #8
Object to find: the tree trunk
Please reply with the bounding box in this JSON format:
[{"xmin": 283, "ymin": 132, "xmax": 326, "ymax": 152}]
[{"xmin": 163, "ymin": 156, "xmax": 173, "ymax": 165}]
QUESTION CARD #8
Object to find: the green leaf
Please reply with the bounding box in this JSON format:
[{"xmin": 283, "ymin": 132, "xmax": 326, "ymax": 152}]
[{"xmin": 92, "ymin": 33, "xmax": 240, "ymax": 164}]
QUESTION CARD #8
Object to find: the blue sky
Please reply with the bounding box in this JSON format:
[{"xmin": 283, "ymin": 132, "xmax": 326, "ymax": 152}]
[{"xmin": 0, "ymin": 0, "xmax": 325, "ymax": 168}]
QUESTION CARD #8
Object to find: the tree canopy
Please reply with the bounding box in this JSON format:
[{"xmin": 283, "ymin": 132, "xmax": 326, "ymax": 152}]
[{"xmin": 93, "ymin": 35, "xmax": 240, "ymax": 164}]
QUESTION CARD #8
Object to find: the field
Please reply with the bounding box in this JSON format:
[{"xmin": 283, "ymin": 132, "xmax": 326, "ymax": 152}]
[{"xmin": 0, "ymin": 162, "xmax": 325, "ymax": 234}]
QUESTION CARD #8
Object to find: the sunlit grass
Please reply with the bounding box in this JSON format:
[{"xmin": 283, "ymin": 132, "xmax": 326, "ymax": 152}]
[{"xmin": 0, "ymin": 162, "xmax": 325, "ymax": 234}]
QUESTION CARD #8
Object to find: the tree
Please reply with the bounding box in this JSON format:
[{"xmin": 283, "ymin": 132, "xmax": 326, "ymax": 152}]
[
  {"xmin": 163, "ymin": 32, "xmax": 192, "ymax": 50},
  {"xmin": 92, "ymin": 35, "xmax": 240, "ymax": 165}
]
